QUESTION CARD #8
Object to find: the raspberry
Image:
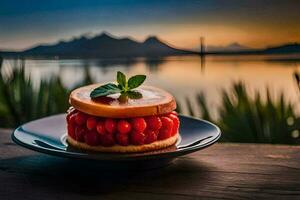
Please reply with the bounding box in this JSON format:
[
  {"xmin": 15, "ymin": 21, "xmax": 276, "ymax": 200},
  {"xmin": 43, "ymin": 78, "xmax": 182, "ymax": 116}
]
[
  {"xmin": 161, "ymin": 116, "xmax": 173, "ymax": 130},
  {"xmin": 132, "ymin": 118, "xmax": 147, "ymax": 132},
  {"xmin": 75, "ymin": 126, "xmax": 86, "ymax": 142},
  {"xmin": 131, "ymin": 131, "xmax": 145, "ymax": 145},
  {"xmin": 145, "ymin": 116, "xmax": 162, "ymax": 131},
  {"xmin": 116, "ymin": 133, "xmax": 129, "ymax": 146},
  {"xmin": 117, "ymin": 120, "xmax": 132, "ymax": 134},
  {"xmin": 168, "ymin": 114, "xmax": 180, "ymax": 135},
  {"xmin": 99, "ymin": 134, "xmax": 115, "ymax": 147},
  {"xmin": 67, "ymin": 124, "xmax": 76, "ymax": 139},
  {"xmin": 158, "ymin": 117, "xmax": 173, "ymax": 140},
  {"xmin": 171, "ymin": 111, "xmax": 178, "ymax": 116},
  {"xmin": 75, "ymin": 112, "xmax": 88, "ymax": 126},
  {"xmin": 84, "ymin": 131, "xmax": 100, "ymax": 146},
  {"xmin": 66, "ymin": 108, "xmax": 77, "ymax": 122},
  {"xmin": 144, "ymin": 129, "xmax": 158, "ymax": 144},
  {"xmin": 158, "ymin": 128, "xmax": 172, "ymax": 140},
  {"xmin": 96, "ymin": 121, "xmax": 106, "ymax": 135},
  {"xmin": 104, "ymin": 118, "xmax": 117, "ymax": 134},
  {"xmin": 68, "ymin": 114, "xmax": 76, "ymax": 125},
  {"xmin": 86, "ymin": 117, "xmax": 97, "ymax": 131}
]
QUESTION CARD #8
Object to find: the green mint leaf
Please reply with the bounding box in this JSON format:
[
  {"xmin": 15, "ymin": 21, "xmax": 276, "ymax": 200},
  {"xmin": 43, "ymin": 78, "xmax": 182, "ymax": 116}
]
[
  {"xmin": 128, "ymin": 75, "xmax": 146, "ymax": 89},
  {"xmin": 127, "ymin": 91, "xmax": 143, "ymax": 99},
  {"xmin": 117, "ymin": 71, "xmax": 126, "ymax": 89},
  {"xmin": 90, "ymin": 83, "xmax": 121, "ymax": 98},
  {"xmin": 90, "ymin": 72, "xmax": 146, "ymax": 98}
]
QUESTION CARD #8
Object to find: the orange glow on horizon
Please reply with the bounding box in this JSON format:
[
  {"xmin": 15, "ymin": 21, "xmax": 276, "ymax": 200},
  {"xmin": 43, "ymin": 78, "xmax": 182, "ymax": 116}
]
[
  {"xmin": 152, "ymin": 24, "xmax": 300, "ymax": 50},
  {"xmin": 2, "ymin": 23, "xmax": 300, "ymax": 51}
]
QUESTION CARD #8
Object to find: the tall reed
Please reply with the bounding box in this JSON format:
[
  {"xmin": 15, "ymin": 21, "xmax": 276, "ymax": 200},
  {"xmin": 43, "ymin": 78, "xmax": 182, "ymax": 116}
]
[
  {"xmin": 0, "ymin": 59, "xmax": 91, "ymax": 127},
  {"xmin": 195, "ymin": 82, "xmax": 300, "ymax": 144}
]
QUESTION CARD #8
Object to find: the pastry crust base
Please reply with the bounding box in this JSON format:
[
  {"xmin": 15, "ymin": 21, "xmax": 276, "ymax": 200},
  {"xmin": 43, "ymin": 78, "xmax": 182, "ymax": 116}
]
[{"xmin": 67, "ymin": 133, "xmax": 179, "ymax": 153}]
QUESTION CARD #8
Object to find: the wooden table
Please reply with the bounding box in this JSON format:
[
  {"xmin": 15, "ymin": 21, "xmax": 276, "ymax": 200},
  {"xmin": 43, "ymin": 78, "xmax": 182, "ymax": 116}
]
[{"xmin": 1, "ymin": 128, "xmax": 300, "ymax": 200}]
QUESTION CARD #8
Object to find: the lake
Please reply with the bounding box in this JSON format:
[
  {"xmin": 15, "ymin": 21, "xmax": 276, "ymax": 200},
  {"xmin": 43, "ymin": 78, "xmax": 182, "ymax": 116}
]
[{"xmin": 2, "ymin": 54, "xmax": 300, "ymax": 118}]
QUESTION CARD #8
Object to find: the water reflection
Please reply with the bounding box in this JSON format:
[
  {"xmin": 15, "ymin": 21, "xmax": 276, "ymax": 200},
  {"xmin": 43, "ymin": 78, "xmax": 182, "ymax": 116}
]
[
  {"xmin": 200, "ymin": 54, "xmax": 205, "ymax": 73},
  {"xmin": 2, "ymin": 54, "xmax": 300, "ymax": 117}
]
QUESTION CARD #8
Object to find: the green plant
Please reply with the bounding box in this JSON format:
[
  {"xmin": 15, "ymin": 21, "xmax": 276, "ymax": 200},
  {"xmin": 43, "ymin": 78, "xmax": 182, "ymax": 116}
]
[
  {"xmin": 0, "ymin": 62, "xmax": 66, "ymax": 127},
  {"xmin": 194, "ymin": 82, "xmax": 300, "ymax": 144},
  {"xmin": 219, "ymin": 83, "xmax": 298, "ymax": 143},
  {"xmin": 0, "ymin": 59, "xmax": 92, "ymax": 127}
]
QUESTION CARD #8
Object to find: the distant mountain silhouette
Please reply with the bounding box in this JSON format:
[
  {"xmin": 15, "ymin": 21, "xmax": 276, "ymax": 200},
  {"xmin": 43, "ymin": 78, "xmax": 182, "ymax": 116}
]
[
  {"xmin": 5, "ymin": 32, "xmax": 193, "ymax": 58},
  {"xmin": 263, "ymin": 43, "xmax": 300, "ymax": 54},
  {"xmin": 206, "ymin": 42, "xmax": 252, "ymax": 52},
  {"xmin": 206, "ymin": 43, "xmax": 300, "ymax": 55},
  {"xmin": 1, "ymin": 33, "xmax": 299, "ymax": 57}
]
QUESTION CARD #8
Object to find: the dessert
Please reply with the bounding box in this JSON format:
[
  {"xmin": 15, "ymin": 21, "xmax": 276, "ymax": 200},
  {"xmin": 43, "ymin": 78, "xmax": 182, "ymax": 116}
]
[{"xmin": 66, "ymin": 71, "xmax": 180, "ymax": 153}]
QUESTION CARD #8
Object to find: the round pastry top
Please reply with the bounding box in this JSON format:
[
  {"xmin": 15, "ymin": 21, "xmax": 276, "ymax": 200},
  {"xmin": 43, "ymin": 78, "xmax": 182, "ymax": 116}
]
[{"xmin": 69, "ymin": 83, "xmax": 176, "ymax": 118}]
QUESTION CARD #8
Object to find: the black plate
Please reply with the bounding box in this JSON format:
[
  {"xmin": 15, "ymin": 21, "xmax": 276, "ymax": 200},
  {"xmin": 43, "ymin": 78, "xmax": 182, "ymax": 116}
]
[{"xmin": 12, "ymin": 114, "xmax": 220, "ymax": 165}]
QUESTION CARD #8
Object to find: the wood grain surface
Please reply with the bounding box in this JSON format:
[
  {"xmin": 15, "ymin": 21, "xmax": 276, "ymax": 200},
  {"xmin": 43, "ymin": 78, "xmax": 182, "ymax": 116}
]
[{"xmin": 1, "ymin": 128, "xmax": 300, "ymax": 200}]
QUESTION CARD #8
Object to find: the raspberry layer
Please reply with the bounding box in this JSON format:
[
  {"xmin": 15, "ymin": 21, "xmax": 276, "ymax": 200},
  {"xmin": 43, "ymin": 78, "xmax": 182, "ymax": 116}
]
[{"xmin": 66, "ymin": 107, "xmax": 180, "ymax": 147}]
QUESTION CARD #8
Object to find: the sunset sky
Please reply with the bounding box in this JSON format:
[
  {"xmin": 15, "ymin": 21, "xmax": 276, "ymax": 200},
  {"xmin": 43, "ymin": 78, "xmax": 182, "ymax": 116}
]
[{"xmin": 1, "ymin": 0, "xmax": 300, "ymax": 50}]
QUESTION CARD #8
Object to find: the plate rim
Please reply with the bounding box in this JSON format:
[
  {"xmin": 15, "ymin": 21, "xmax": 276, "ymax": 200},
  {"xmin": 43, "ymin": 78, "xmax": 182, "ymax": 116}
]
[{"xmin": 11, "ymin": 114, "xmax": 221, "ymax": 161}]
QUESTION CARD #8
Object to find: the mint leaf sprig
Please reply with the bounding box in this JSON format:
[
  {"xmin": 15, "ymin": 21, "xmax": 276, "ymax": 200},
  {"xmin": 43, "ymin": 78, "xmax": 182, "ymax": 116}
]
[{"xmin": 90, "ymin": 71, "xmax": 146, "ymax": 98}]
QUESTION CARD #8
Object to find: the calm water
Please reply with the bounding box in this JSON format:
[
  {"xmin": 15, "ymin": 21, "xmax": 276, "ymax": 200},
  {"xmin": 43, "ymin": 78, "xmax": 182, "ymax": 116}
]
[{"xmin": 2, "ymin": 54, "xmax": 300, "ymax": 118}]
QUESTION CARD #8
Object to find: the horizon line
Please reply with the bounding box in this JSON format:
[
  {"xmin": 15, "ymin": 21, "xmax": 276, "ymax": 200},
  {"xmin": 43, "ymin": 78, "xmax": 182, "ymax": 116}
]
[{"xmin": 0, "ymin": 31, "xmax": 299, "ymax": 53}]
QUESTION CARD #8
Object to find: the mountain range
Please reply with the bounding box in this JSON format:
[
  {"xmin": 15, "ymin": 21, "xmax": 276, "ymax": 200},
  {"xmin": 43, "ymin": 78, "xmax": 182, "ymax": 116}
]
[
  {"xmin": 206, "ymin": 43, "xmax": 300, "ymax": 54},
  {"xmin": 1, "ymin": 33, "xmax": 193, "ymax": 58},
  {"xmin": 263, "ymin": 43, "xmax": 300, "ymax": 54},
  {"xmin": 206, "ymin": 42, "xmax": 252, "ymax": 52},
  {"xmin": 0, "ymin": 32, "xmax": 300, "ymax": 58}
]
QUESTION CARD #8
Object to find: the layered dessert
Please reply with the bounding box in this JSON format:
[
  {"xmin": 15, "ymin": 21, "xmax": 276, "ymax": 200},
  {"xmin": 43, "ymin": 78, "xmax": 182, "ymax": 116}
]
[{"xmin": 66, "ymin": 72, "xmax": 180, "ymax": 153}]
